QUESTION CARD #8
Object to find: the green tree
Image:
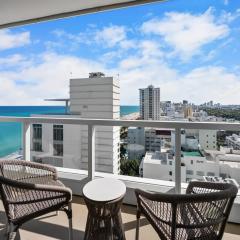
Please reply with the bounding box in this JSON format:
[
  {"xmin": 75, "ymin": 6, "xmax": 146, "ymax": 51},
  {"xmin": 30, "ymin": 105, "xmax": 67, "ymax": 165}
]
[
  {"xmin": 120, "ymin": 159, "xmax": 140, "ymax": 176},
  {"xmin": 120, "ymin": 144, "xmax": 127, "ymax": 159}
]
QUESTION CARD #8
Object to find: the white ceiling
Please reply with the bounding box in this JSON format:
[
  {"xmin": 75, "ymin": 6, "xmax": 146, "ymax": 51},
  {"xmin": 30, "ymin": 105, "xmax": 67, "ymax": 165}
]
[{"xmin": 0, "ymin": 0, "xmax": 163, "ymax": 29}]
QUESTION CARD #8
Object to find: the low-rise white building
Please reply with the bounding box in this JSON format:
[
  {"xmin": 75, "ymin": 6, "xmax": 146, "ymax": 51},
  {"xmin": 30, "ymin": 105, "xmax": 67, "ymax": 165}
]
[
  {"xmin": 199, "ymin": 129, "xmax": 217, "ymax": 150},
  {"xmin": 226, "ymin": 134, "xmax": 240, "ymax": 150},
  {"xmin": 141, "ymin": 149, "xmax": 240, "ymax": 185},
  {"xmin": 141, "ymin": 151, "xmax": 186, "ymax": 182},
  {"xmin": 171, "ymin": 129, "xmax": 217, "ymax": 151}
]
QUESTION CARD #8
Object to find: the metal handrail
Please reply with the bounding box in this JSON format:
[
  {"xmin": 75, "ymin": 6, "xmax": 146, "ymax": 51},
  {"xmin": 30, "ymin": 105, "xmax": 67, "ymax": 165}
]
[{"xmin": 1, "ymin": 116, "xmax": 239, "ymax": 194}]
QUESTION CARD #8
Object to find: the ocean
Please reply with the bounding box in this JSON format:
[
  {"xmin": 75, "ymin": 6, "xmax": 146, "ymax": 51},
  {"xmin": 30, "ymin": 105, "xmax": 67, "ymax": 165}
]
[{"xmin": 0, "ymin": 106, "xmax": 139, "ymax": 157}]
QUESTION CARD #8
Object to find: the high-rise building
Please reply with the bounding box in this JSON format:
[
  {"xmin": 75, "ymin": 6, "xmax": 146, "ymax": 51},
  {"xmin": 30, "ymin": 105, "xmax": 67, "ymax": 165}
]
[
  {"xmin": 31, "ymin": 72, "xmax": 120, "ymax": 174},
  {"xmin": 139, "ymin": 85, "xmax": 160, "ymax": 120}
]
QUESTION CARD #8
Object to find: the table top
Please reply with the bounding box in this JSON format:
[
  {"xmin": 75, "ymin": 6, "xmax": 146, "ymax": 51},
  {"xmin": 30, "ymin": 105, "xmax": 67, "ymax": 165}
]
[{"xmin": 83, "ymin": 178, "xmax": 126, "ymax": 202}]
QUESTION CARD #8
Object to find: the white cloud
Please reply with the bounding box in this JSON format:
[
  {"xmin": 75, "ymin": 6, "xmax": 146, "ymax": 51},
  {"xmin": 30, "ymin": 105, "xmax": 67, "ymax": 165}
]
[
  {"xmin": 118, "ymin": 59, "xmax": 240, "ymax": 105},
  {"xmin": 0, "ymin": 30, "xmax": 31, "ymax": 51},
  {"xmin": 95, "ymin": 25, "xmax": 127, "ymax": 47},
  {"xmin": 141, "ymin": 8, "xmax": 229, "ymax": 60},
  {"xmin": 0, "ymin": 9, "xmax": 239, "ymax": 106},
  {"xmin": 1, "ymin": 49, "xmax": 240, "ymax": 106},
  {"xmin": 224, "ymin": 0, "xmax": 229, "ymax": 5},
  {"xmin": 0, "ymin": 54, "xmax": 24, "ymax": 66},
  {"xmin": 0, "ymin": 52, "xmax": 106, "ymax": 105}
]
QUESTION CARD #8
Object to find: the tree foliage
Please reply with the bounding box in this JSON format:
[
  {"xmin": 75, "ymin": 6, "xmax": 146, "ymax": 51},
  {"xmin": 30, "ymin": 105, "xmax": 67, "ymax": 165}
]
[
  {"xmin": 120, "ymin": 159, "xmax": 140, "ymax": 176},
  {"xmin": 203, "ymin": 108, "xmax": 240, "ymax": 120}
]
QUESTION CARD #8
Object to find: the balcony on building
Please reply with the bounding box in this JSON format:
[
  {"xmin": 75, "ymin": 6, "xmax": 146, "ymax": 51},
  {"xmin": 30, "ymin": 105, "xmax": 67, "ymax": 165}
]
[{"xmin": 0, "ymin": 0, "xmax": 240, "ymax": 239}]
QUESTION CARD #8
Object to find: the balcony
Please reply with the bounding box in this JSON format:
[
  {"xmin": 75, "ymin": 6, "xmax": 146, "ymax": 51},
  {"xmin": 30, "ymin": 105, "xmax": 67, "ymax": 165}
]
[
  {"xmin": 0, "ymin": 116, "xmax": 240, "ymax": 239},
  {"xmin": 1, "ymin": 0, "xmax": 239, "ymax": 239},
  {"xmin": 0, "ymin": 195, "xmax": 239, "ymax": 240}
]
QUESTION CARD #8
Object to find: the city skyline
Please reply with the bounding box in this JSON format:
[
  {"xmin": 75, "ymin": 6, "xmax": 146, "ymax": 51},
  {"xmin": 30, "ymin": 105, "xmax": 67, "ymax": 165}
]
[{"xmin": 0, "ymin": 0, "xmax": 240, "ymax": 105}]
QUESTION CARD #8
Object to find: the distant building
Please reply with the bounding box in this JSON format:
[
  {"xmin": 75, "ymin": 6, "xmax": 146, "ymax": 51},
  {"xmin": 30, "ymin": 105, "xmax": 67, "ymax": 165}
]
[
  {"xmin": 145, "ymin": 128, "xmax": 162, "ymax": 152},
  {"xmin": 199, "ymin": 130, "xmax": 217, "ymax": 150},
  {"xmin": 140, "ymin": 151, "xmax": 186, "ymax": 182},
  {"xmin": 31, "ymin": 72, "xmax": 120, "ymax": 174},
  {"xmin": 226, "ymin": 134, "xmax": 240, "ymax": 150},
  {"xmin": 184, "ymin": 106, "xmax": 193, "ymax": 118},
  {"xmin": 139, "ymin": 85, "xmax": 160, "ymax": 120},
  {"xmin": 127, "ymin": 127, "xmax": 145, "ymax": 160},
  {"xmin": 141, "ymin": 149, "xmax": 240, "ymax": 184}
]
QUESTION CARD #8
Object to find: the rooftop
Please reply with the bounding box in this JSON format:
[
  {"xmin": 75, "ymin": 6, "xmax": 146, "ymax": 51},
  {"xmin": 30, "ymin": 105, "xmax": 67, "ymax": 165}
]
[
  {"xmin": 0, "ymin": 196, "xmax": 239, "ymax": 240},
  {"xmin": 183, "ymin": 151, "xmax": 202, "ymax": 157}
]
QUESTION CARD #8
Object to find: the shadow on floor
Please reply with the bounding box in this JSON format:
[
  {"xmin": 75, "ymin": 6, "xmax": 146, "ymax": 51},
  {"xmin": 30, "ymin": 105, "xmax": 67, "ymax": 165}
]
[{"xmin": 0, "ymin": 211, "xmax": 84, "ymax": 240}]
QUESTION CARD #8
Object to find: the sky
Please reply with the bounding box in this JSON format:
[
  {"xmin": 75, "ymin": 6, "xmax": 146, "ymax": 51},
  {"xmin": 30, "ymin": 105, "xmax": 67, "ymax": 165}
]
[{"xmin": 0, "ymin": 0, "xmax": 240, "ymax": 106}]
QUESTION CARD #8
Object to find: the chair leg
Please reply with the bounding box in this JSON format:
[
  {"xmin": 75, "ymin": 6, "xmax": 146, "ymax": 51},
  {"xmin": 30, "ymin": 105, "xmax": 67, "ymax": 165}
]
[
  {"xmin": 65, "ymin": 203, "xmax": 73, "ymax": 240},
  {"xmin": 7, "ymin": 223, "xmax": 18, "ymax": 240},
  {"xmin": 136, "ymin": 210, "xmax": 141, "ymax": 240}
]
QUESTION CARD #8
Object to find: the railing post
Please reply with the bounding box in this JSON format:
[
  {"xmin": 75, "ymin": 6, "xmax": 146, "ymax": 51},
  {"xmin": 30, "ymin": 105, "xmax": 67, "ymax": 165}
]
[
  {"xmin": 175, "ymin": 127, "xmax": 181, "ymax": 194},
  {"xmin": 22, "ymin": 122, "xmax": 31, "ymax": 161},
  {"xmin": 88, "ymin": 124, "xmax": 95, "ymax": 180}
]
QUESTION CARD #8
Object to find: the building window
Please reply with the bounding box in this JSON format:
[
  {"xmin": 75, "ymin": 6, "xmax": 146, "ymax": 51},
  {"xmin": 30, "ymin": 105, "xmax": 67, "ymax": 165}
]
[
  {"xmin": 196, "ymin": 171, "xmax": 204, "ymax": 176},
  {"xmin": 191, "ymin": 160, "xmax": 193, "ymax": 164},
  {"xmin": 53, "ymin": 125, "xmax": 63, "ymax": 156},
  {"xmin": 220, "ymin": 173, "xmax": 227, "ymax": 178},
  {"xmin": 53, "ymin": 125, "xmax": 63, "ymax": 141},
  {"xmin": 207, "ymin": 172, "xmax": 215, "ymax": 176},
  {"xmin": 53, "ymin": 143, "xmax": 63, "ymax": 156},
  {"xmin": 169, "ymin": 161, "xmax": 172, "ymax": 165},
  {"xmin": 169, "ymin": 171, "xmax": 172, "ymax": 176},
  {"xmin": 186, "ymin": 170, "xmax": 194, "ymax": 175},
  {"xmin": 32, "ymin": 124, "xmax": 42, "ymax": 152}
]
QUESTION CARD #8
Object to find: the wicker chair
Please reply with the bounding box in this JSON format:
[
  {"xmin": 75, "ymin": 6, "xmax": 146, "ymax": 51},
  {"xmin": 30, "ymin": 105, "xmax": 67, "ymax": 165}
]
[
  {"xmin": 0, "ymin": 160, "xmax": 73, "ymax": 240},
  {"xmin": 135, "ymin": 181, "xmax": 238, "ymax": 240}
]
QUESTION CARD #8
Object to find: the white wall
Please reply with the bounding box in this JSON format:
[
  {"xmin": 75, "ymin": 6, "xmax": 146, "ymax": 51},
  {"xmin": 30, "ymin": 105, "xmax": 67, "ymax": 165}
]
[{"xmin": 199, "ymin": 129, "xmax": 217, "ymax": 150}]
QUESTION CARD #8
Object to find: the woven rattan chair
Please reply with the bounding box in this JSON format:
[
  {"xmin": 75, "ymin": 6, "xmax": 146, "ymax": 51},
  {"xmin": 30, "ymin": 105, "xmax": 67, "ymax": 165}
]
[
  {"xmin": 135, "ymin": 181, "xmax": 238, "ymax": 240},
  {"xmin": 0, "ymin": 160, "xmax": 73, "ymax": 240}
]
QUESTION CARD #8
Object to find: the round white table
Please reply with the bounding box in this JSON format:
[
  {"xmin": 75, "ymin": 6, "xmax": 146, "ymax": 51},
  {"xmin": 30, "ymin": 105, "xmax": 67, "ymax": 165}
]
[{"xmin": 83, "ymin": 178, "xmax": 126, "ymax": 240}]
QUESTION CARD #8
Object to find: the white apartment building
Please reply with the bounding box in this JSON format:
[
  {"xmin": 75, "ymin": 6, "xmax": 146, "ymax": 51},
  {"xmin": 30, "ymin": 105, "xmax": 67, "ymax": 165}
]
[
  {"xmin": 199, "ymin": 129, "xmax": 217, "ymax": 150},
  {"xmin": 127, "ymin": 127, "xmax": 172, "ymax": 160},
  {"xmin": 139, "ymin": 85, "xmax": 160, "ymax": 120},
  {"xmin": 141, "ymin": 149, "xmax": 240, "ymax": 184},
  {"xmin": 31, "ymin": 72, "xmax": 120, "ymax": 174},
  {"xmin": 141, "ymin": 151, "xmax": 186, "ymax": 182},
  {"xmin": 226, "ymin": 134, "xmax": 240, "ymax": 150},
  {"xmin": 171, "ymin": 129, "xmax": 217, "ymax": 151},
  {"xmin": 127, "ymin": 127, "xmax": 145, "ymax": 160},
  {"xmin": 145, "ymin": 128, "xmax": 163, "ymax": 152}
]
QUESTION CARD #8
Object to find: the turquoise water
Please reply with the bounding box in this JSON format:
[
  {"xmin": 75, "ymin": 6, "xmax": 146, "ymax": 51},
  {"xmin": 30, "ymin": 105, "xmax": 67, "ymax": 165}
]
[{"xmin": 0, "ymin": 106, "xmax": 139, "ymax": 157}]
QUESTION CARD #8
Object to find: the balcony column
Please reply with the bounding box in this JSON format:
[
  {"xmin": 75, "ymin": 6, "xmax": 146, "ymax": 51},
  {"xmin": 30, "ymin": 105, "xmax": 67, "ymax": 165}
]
[
  {"xmin": 88, "ymin": 124, "xmax": 95, "ymax": 180},
  {"xmin": 22, "ymin": 122, "xmax": 31, "ymax": 161},
  {"xmin": 175, "ymin": 127, "xmax": 181, "ymax": 194}
]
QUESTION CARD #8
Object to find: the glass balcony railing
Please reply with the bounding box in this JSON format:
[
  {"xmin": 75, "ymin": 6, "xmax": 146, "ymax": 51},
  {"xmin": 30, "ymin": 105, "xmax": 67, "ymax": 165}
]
[{"xmin": 0, "ymin": 116, "xmax": 240, "ymax": 223}]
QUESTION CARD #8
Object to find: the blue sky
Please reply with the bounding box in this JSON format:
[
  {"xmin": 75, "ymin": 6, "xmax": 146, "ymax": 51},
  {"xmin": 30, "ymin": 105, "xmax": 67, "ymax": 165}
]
[{"xmin": 0, "ymin": 0, "xmax": 240, "ymax": 105}]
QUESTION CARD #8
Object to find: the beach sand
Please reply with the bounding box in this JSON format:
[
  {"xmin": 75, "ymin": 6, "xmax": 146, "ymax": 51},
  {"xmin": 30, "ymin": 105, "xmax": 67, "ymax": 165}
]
[{"xmin": 121, "ymin": 112, "xmax": 140, "ymax": 120}]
